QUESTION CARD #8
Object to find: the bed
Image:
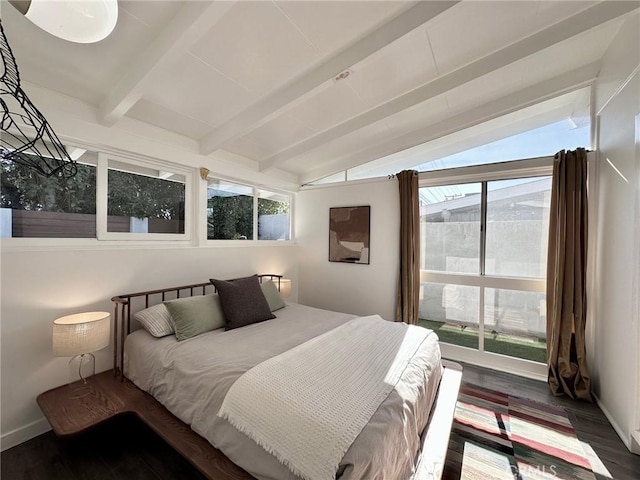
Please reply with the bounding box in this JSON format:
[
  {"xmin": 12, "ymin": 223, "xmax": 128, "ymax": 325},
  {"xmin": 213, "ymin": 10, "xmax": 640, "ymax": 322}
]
[{"xmin": 111, "ymin": 276, "xmax": 462, "ymax": 480}]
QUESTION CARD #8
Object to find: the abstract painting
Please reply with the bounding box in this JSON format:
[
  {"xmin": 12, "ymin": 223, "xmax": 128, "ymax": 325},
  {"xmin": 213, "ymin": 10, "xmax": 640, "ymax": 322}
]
[{"xmin": 329, "ymin": 206, "xmax": 370, "ymax": 264}]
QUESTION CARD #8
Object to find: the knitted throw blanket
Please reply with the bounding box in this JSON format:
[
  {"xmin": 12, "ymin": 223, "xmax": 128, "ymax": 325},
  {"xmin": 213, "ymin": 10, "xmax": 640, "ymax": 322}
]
[{"xmin": 218, "ymin": 315, "xmax": 432, "ymax": 480}]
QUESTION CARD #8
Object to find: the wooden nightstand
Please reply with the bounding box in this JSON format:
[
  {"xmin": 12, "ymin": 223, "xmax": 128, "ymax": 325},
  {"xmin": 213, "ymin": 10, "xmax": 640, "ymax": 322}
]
[
  {"xmin": 36, "ymin": 369, "xmax": 254, "ymax": 479},
  {"xmin": 36, "ymin": 369, "xmax": 127, "ymax": 436}
]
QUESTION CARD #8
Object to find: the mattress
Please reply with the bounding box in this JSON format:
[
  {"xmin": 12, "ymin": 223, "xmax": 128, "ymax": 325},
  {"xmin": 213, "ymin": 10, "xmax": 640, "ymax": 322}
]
[{"xmin": 124, "ymin": 303, "xmax": 443, "ymax": 480}]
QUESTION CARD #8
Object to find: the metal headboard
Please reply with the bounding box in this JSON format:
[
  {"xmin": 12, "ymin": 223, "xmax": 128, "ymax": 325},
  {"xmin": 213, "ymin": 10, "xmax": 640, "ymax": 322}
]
[{"xmin": 110, "ymin": 274, "xmax": 283, "ymax": 379}]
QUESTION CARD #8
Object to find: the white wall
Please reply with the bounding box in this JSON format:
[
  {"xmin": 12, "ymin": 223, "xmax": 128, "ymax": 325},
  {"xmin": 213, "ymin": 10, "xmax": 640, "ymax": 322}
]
[
  {"xmin": 591, "ymin": 12, "xmax": 640, "ymax": 453},
  {"xmin": 0, "ymin": 245, "xmax": 298, "ymax": 450},
  {"xmin": 0, "ymin": 82, "xmax": 302, "ymax": 451},
  {"xmin": 296, "ymin": 179, "xmax": 399, "ymax": 321}
]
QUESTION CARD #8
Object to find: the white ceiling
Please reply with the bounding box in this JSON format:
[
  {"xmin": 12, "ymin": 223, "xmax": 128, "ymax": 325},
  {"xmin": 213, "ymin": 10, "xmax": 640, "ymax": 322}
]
[{"xmin": 3, "ymin": 1, "xmax": 637, "ymax": 186}]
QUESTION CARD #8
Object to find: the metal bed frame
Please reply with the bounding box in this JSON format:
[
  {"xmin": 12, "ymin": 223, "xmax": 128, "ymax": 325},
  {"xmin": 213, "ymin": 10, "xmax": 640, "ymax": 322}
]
[
  {"xmin": 111, "ymin": 274, "xmax": 284, "ymax": 378},
  {"xmin": 109, "ymin": 274, "xmax": 462, "ymax": 480}
]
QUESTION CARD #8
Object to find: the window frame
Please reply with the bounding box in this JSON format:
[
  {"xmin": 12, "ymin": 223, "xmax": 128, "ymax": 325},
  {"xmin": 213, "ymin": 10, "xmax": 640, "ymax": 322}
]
[
  {"xmin": 0, "ymin": 143, "xmax": 196, "ymax": 247},
  {"xmin": 96, "ymin": 153, "xmax": 194, "ymax": 242},
  {"xmin": 204, "ymin": 175, "xmax": 293, "ymax": 245},
  {"xmin": 419, "ymin": 155, "xmax": 553, "ymax": 371},
  {"xmin": 1, "ymin": 135, "xmax": 298, "ymax": 250},
  {"xmin": 0, "ymin": 153, "xmax": 99, "ymax": 240}
]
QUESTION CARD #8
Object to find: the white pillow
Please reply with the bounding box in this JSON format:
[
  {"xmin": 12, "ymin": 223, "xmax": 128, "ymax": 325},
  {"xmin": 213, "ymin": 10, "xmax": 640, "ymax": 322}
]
[{"xmin": 133, "ymin": 303, "xmax": 174, "ymax": 337}]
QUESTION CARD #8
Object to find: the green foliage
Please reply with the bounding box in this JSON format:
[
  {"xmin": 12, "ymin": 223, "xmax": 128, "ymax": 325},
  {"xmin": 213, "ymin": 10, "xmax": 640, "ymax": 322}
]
[
  {"xmin": 1, "ymin": 159, "xmax": 184, "ymax": 220},
  {"xmin": 207, "ymin": 194, "xmax": 253, "ymax": 239},
  {"xmin": 107, "ymin": 170, "xmax": 184, "ymax": 220},
  {"xmin": 1, "ymin": 158, "xmax": 96, "ymax": 213},
  {"xmin": 258, "ymin": 197, "xmax": 289, "ymax": 216},
  {"xmin": 206, "ymin": 193, "xmax": 290, "ymax": 240}
]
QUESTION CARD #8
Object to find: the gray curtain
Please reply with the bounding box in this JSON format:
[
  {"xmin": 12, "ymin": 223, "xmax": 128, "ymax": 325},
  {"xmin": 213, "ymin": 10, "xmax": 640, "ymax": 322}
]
[
  {"xmin": 547, "ymin": 148, "xmax": 592, "ymax": 401},
  {"xmin": 396, "ymin": 170, "xmax": 420, "ymax": 325}
]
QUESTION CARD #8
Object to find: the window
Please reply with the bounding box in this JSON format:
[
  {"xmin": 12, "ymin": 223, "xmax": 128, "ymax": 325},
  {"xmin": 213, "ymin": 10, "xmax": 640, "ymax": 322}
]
[
  {"xmin": 485, "ymin": 177, "xmax": 551, "ymax": 278},
  {"xmin": 421, "ymin": 183, "xmax": 481, "ymax": 273},
  {"xmin": 416, "ymin": 120, "xmax": 589, "ymax": 172},
  {"xmin": 1, "ymin": 152, "xmax": 97, "ymax": 238},
  {"xmin": 207, "ymin": 180, "xmax": 254, "ymax": 240},
  {"xmin": 2, "ymin": 141, "xmax": 293, "ymax": 246},
  {"xmin": 345, "ymin": 87, "xmax": 591, "ymax": 182},
  {"xmin": 106, "ymin": 160, "xmax": 186, "ymax": 235},
  {"xmin": 97, "ymin": 155, "xmax": 191, "ymax": 241},
  {"xmin": 207, "ymin": 179, "xmax": 291, "ymax": 241},
  {"xmin": 419, "ymin": 164, "xmax": 551, "ymax": 363},
  {"xmin": 422, "ymin": 282, "xmax": 480, "ymax": 350},
  {"xmin": 258, "ymin": 189, "xmax": 290, "ymax": 240},
  {"xmin": 1, "ymin": 147, "xmax": 194, "ymax": 242}
]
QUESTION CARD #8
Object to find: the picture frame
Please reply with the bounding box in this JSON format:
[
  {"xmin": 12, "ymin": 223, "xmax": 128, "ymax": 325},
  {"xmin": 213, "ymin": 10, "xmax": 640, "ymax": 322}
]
[{"xmin": 329, "ymin": 205, "xmax": 370, "ymax": 264}]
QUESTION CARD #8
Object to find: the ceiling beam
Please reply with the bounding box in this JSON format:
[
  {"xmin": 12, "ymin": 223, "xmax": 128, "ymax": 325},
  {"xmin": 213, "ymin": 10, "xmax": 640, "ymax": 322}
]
[
  {"xmin": 264, "ymin": 1, "xmax": 637, "ymax": 173},
  {"xmin": 98, "ymin": 1, "xmax": 234, "ymax": 126},
  {"xmin": 198, "ymin": 1, "xmax": 460, "ymax": 155},
  {"xmin": 299, "ymin": 61, "xmax": 600, "ymax": 184}
]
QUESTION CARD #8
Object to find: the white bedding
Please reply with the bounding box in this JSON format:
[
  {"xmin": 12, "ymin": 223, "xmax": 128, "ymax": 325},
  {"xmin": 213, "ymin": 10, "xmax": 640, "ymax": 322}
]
[{"xmin": 125, "ymin": 303, "xmax": 443, "ymax": 480}]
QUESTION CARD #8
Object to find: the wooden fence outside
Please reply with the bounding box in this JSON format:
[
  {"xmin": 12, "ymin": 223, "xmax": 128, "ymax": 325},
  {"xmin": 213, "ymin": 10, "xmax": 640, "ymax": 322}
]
[{"xmin": 8, "ymin": 210, "xmax": 183, "ymax": 237}]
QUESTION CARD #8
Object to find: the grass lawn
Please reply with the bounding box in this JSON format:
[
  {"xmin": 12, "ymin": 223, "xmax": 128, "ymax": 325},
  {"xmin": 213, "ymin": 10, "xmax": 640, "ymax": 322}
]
[{"xmin": 419, "ymin": 319, "xmax": 546, "ymax": 363}]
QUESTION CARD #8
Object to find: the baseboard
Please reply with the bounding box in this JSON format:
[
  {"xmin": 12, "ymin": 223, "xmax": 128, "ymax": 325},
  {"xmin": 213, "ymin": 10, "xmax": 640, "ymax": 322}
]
[
  {"xmin": 630, "ymin": 431, "xmax": 640, "ymax": 455},
  {"xmin": 0, "ymin": 417, "xmax": 51, "ymax": 452},
  {"xmin": 592, "ymin": 392, "xmax": 636, "ymax": 454}
]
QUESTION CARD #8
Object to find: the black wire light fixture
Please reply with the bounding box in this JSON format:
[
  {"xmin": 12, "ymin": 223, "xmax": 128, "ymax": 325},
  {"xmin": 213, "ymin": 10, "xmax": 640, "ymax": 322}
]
[{"xmin": 0, "ymin": 19, "xmax": 77, "ymax": 178}]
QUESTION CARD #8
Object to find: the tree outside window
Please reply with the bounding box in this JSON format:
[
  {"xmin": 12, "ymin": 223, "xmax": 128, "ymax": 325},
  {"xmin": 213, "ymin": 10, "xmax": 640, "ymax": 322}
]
[{"xmin": 207, "ymin": 181, "xmax": 290, "ymax": 240}]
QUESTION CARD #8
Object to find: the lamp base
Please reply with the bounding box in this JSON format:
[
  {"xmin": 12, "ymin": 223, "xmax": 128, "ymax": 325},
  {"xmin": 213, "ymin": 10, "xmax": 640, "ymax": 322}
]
[{"xmin": 68, "ymin": 353, "xmax": 96, "ymax": 385}]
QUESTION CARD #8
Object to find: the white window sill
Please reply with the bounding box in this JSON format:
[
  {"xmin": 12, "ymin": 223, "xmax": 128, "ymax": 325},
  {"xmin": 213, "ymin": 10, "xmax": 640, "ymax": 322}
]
[{"xmin": 0, "ymin": 238, "xmax": 297, "ymax": 252}]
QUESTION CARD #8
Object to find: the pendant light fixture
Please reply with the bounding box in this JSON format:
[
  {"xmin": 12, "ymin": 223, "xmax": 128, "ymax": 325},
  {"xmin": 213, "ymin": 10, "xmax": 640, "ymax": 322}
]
[
  {"xmin": 1, "ymin": 1, "xmax": 119, "ymax": 177},
  {"xmin": 0, "ymin": 20, "xmax": 77, "ymax": 177},
  {"xmin": 8, "ymin": 0, "xmax": 119, "ymax": 44}
]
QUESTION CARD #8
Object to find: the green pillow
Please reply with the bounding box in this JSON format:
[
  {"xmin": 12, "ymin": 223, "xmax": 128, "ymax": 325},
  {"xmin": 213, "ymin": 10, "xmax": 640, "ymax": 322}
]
[
  {"xmin": 261, "ymin": 280, "xmax": 286, "ymax": 312},
  {"xmin": 164, "ymin": 294, "xmax": 225, "ymax": 341}
]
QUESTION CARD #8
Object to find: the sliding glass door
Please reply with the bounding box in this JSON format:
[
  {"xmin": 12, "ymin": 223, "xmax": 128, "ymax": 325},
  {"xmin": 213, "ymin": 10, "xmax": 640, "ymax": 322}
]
[{"xmin": 418, "ymin": 167, "xmax": 552, "ymax": 365}]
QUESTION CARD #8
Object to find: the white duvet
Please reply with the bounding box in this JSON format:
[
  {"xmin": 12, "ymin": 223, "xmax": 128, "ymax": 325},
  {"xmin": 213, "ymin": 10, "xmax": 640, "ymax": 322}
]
[{"xmin": 219, "ymin": 315, "xmax": 434, "ymax": 480}]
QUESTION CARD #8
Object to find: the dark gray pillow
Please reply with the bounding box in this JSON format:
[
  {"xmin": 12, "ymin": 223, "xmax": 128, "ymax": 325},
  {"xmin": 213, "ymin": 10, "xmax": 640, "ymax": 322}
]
[{"xmin": 211, "ymin": 275, "xmax": 276, "ymax": 330}]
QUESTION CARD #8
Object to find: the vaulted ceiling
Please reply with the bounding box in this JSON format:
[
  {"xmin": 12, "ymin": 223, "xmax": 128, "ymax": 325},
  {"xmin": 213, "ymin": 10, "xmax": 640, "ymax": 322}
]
[{"xmin": 3, "ymin": 1, "xmax": 637, "ymax": 186}]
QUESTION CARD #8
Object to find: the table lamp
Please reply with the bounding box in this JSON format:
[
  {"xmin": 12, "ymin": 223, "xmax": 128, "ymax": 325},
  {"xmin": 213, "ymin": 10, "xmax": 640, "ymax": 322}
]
[
  {"xmin": 278, "ymin": 278, "xmax": 292, "ymax": 298},
  {"xmin": 53, "ymin": 311, "xmax": 110, "ymax": 384}
]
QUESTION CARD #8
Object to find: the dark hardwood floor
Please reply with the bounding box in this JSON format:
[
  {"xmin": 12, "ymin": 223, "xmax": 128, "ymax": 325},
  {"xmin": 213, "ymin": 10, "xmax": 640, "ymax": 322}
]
[
  {"xmin": 0, "ymin": 414, "xmax": 206, "ymax": 480},
  {"xmin": 2, "ymin": 363, "xmax": 638, "ymax": 480}
]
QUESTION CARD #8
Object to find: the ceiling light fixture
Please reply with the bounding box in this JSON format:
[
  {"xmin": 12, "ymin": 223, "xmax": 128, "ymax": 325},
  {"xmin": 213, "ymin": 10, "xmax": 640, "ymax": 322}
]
[
  {"xmin": 334, "ymin": 70, "xmax": 351, "ymax": 82},
  {"xmin": 8, "ymin": 0, "xmax": 118, "ymax": 44},
  {"xmin": 0, "ymin": 20, "xmax": 78, "ymax": 177}
]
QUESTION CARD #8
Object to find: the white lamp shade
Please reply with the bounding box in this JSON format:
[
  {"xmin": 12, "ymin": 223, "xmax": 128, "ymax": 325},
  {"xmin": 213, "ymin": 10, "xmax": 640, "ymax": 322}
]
[
  {"xmin": 24, "ymin": 0, "xmax": 118, "ymax": 44},
  {"xmin": 279, "ymin": 278, "xmax": 292, "ymax": 298},
  {"xmin": 53, "ymin": 311, "xmax": 110, "ymax": 356}
]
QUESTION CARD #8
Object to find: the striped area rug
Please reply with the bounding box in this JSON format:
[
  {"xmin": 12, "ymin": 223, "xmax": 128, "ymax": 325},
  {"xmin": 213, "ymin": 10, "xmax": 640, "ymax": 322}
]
[{"xmin": 443, "ymin": 385, "xmax": 596, "ymax": 480}]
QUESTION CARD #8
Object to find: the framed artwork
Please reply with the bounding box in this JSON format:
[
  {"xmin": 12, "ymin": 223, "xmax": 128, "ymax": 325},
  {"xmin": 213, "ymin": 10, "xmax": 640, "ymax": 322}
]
[{"xmin": 329, "ymin": 205, "xmax": 370, "ymax": 264}]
